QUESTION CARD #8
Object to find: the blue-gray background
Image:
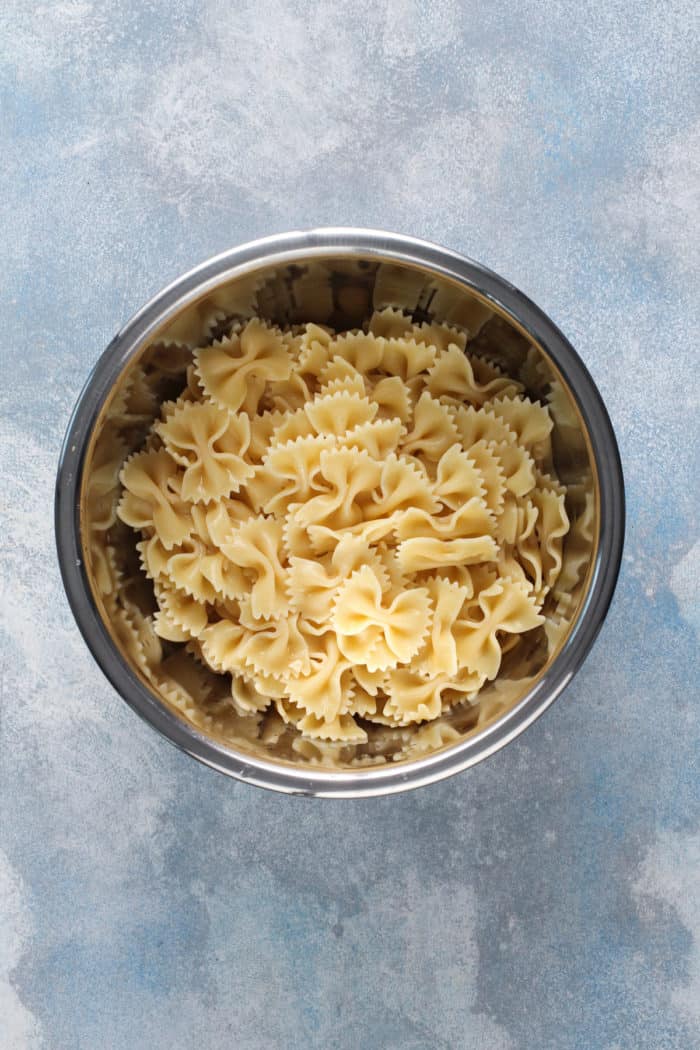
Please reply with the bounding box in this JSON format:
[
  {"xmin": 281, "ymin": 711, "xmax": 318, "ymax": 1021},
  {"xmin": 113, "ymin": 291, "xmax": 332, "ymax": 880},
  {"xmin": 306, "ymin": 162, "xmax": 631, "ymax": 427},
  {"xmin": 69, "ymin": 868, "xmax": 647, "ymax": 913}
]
[{"xmin": 1, "ymin": 2, "xmax": 698, "ymax": 1048}]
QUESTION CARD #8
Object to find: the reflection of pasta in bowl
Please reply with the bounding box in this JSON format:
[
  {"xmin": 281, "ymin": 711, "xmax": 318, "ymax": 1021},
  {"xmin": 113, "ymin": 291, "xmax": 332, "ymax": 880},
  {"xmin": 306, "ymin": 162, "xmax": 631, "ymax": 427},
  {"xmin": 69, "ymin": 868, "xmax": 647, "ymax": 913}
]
[{"xmin": 56, "ymin": 230, "xmax": 624, "ymax": 796}]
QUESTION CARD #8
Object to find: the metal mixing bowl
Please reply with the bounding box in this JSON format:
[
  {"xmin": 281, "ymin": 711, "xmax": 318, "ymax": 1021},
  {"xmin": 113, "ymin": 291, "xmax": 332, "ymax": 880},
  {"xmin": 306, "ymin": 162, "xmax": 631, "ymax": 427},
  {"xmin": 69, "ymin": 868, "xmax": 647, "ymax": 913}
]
[{"xmin": 55, "ymin": 229, "xmax": 624, "ymax": 797}]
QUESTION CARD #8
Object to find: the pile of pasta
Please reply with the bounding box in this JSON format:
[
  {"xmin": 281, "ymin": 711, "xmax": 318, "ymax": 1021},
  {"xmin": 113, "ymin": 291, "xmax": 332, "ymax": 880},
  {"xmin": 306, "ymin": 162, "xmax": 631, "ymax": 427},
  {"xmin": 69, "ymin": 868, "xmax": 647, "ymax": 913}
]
[{"xmin": 117, "ymin": 310, "xmax": 569, "ymax": 744}]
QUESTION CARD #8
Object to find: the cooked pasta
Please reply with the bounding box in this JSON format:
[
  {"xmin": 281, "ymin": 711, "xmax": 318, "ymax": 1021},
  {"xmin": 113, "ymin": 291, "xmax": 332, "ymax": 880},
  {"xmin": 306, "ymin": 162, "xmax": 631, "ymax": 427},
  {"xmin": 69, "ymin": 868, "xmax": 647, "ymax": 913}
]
[{"xmin": 116, "ymin": 312, "xmax": 570, "ymax": 742}]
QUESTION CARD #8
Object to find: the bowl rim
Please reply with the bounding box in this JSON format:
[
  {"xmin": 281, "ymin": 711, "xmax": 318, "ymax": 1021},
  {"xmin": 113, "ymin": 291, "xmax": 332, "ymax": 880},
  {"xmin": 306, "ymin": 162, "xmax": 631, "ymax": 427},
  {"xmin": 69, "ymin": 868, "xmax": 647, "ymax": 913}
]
[{"xmin": 55, "ymin": 227, "xmax": 625, "ymax": 797}]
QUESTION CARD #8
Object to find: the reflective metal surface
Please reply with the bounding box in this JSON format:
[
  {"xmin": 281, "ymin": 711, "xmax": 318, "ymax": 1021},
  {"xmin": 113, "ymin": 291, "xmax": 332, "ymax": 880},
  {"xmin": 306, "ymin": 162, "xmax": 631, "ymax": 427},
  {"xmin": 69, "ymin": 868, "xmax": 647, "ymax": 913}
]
[{"xmin": 55, "ymin": 229, "xmax": 624, "ymax": 797}]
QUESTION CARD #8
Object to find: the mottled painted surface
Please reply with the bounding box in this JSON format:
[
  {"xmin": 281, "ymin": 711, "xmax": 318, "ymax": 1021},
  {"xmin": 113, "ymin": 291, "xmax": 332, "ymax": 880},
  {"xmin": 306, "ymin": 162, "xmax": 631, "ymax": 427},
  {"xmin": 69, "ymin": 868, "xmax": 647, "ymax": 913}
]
[{"xmin": 1, "ymin": 1, "xmax": 698, "ymax": 1047}]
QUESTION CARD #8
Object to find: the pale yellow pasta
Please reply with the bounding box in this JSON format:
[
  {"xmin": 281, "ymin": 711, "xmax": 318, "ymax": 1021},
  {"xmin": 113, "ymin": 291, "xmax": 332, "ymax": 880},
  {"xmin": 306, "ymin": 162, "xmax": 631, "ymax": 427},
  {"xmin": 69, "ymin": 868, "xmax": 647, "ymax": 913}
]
[
  {"xmin": 332, "ymin": 565, "xmax": 431, "ymax": 670},
  {"xmin": 426, "ymin": 344, "xmax": 518, "ymax": 405},
  {"xmin": 414, "ymin": 577, "xmax": 472, "ymax": 677},
  {"xmin": 450, "ymin": 403, "xmax": 519, "ymax": 449},
  {"xmin": 153, "ymin": 581, "xmax": 208, "ymax": 640},
  {"xmin": 118, "ymin": 450, "xmax": 192, "ymax": 549},
  {"xmin": 367, "ymin": 307, "xmax": 416, "ymax": 340},
  {"xmin": 401, "ymin": 392, "xmax": 460, "ymax": 461},
  {"xmin": 220, "ymin": 516, "xmax": 288, "ymax": 619},
  {"xmin": 251, "ymin": 434, "xmax": 333, "ymax": 515},
  {"xmin": 397, "ymin": 535, "xmax": 499, "ymax": 573},
  {"xmin": 285, "ymin": 632, "xmax": 351, "ymax": 721},
  {"xmin": 339, "ymin": 419, "xmax": 406, "ymax": 459},
  {"xmin": 394, "ymin": 500, "xmax": 494, "ymax": 542},
  {"xmin": 364, "ymin": 453, "xmax": 437, "ymax": 518},
  {"xmin": 433, "ymin": 444, "xmax": 486, "ymax": 509},
  {"xmin": 305, "ymin": 389, "xmax": 378, "ymax": 437},
  {"xmin": 117, "ymin": 314, "xmax": 572, "ymax": 745},
  {"xmin": 452, "ymin": 578, "xmax": 544, "ymax": 680},
  {"xmin": 156, "ymin": 401, "xmax": 254, "ymax": 503},
  {"xmin": 489, "ymin": 439, "xmax": 536, "ymax": 497},
  {"xmin": 243, "ymin": 613, "xmax": 309, "ymax": 678},
  {"xmin": 194, "ymin": 319, "xmax": 292, "ymax": 412},
  {"xmin": 379, "ymin": 337, "xmax": 436, "ymax": 379},
  {"xmin": 369, "ymin": 375, "xmax": 412, "ymax": 423},
  {"xmin": 292, "ymin": 448, "xmax": 383, "ymax": 530},
  {"xmin": 485, "ymin": 395, "xmax": 553, "ymax": 450}
]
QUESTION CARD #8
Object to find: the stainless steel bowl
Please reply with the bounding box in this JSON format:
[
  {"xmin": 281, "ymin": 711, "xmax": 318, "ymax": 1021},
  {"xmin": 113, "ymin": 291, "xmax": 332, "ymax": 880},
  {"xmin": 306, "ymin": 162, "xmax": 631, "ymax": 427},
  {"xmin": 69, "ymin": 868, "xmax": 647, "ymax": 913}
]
[{"xmin": 55, "ymin": 229, "xmax": 624, "ymax": 797}]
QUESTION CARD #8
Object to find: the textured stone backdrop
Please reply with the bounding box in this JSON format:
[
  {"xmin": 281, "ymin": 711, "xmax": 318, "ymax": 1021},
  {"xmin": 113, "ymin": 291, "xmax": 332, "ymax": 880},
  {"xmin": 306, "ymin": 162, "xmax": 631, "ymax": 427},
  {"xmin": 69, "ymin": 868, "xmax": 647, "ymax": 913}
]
[{"xmin": 1, "ymin": 2, "xmax": 698, "ymax": 1048}]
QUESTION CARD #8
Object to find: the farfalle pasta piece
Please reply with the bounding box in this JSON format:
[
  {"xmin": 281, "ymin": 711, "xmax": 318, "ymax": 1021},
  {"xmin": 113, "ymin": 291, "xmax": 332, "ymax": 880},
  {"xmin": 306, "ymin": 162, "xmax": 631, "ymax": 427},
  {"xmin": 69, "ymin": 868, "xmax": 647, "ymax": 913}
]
[
  {"xmin": 244, "ymin": 612, "xmax": 310, "ymax": 678},
  {"xmin": 158, "ymin": 537, "xmax": 219, "ymax": 603},
  {"xmin": 305, "ymin": 515, "xmax": 398, "ymax": 555},
  {"xmin": 463, "ymin": 440, "xmax": 506, "ymax": 516},
  {"xmin": 108, "ymin": 368, "xmax": 159, "ymax": 427},
  {"xmin": 266, "ymin": 372, "xmax": 313, "ymax": 413},
  {"xmin": 369, "ymin": 376, "xmax": 412, "ymax": 423},
  {"xmin": 470, "ymin": 355, "xmax": 523, "ymax": 400},
  {"xmin": 364, "ymin": 453, "xmax": 437, "ymax": 519},
  {"xmin": 318, "ymin": 360, "xmax": 367, "ymax": 398},
  {"xmin": 305, "ymin": 389, "xmax": 377, "ymax": 437},
  {"xmin": 118, "ymin": 449, "xmax": 192, "ymax": 549},
  {"xmin": 230, "ymin": 674, "xmax": 272, "ymax": 716},
  {"xmin": 486, "ymin": 395, "xmax": 553, "ymax": 451},
  {"xmin": 379, "ymin": 337, "xmax": 436, "ymax": 379},
  {"xmin": 252, "ymin": 434, "xmax": 334, "ymax": 515},
  {"xmin": 288, "ymin": 534, "xmax": 389, "ymax": 623},
  {"xmin": 397, "ymin": 535, "xmax": 499, "ymax": 573},
  {"xmin": 489, "ymin": 440, "xmax": 536, "ymax": 497},
  {"xmin": 295, "ymin": 323, "xmax": 335, "ymax": 378},
  {"xmin": 531, "ymin": 481, "xmax": 569, "ymax": 588},
  {"xmin": 285, "ymin": 632, "xmax": 351, "ymax": 723},
  {"xmin": 450, "ymin": 403, "xmax": 518, "ymax": 449},
  {"xmin": 268, "ymin": 407, "xmax": 316, "ymax": 446},
  {"xmin": 395, "ymin": 499, "xmax": 494, "ymax": 542},
  {"xmin": 496, "ymin": 495, "xmax": 539, "ymax": 548},
  {"xmin": 412, "ymin": 320, "xmax": 468, "ymax": 353},
  {"xmin": 287, "ymin": 555, "xmax": 340, "ymax": 622},
  {"xmin": 86, "ymin": 437, "xmax": 127, "ymax": 532},
  {"xmin": 384, "ymin": 670, "xmax": 459, "ymax": 723},
  {"xmin": 156, "ymin": 401, "xmax": 254, "ymax": 502},
  {"xmin": 154, "ymin": 582, "xmax": 208, "ymax": 641},
  {"xmin": 201, "ymin": 550, "xmax": 251, "ymax": 602},
  {"xmin": 330, "ymin": 331, "xmax": 385, "ymax": 372},
  {"xmin": 367, "ymin": 307, "xmax": 415, "ymax": 339},
  {"xmin": 453, "ymin": 578, "xmax": 544, "ymax": 680},
  {"xmin": 194, "ymin": 319, "xmax": 292, "ymax": 412},
  {"xmin": 339, "ymin": 418, "xmax": 405, "ymax": 459},
  {"xmin": 295, "ymin": 711, "xmax": 367, "ymax": 745},
  {"xmin": 247, "ymin": 410, "xmax": 287, "ymax": 460},
  {"xmin": 401, "ymin": 392, "xmax": 460, "ymax": 462},
  {"xmin": 196, "ymin": 498, "xmax": 253, "ymax": 547},
  {"xmin": 199, "ymin": 619, "xmax": 250, "ymax": 674},
  {"xmin": 292, "ymin": 447, "xmax": 383, "ymax": 530},
  {"xmin": 426, "ymin": 345, "xmax": 517, "ymax": 405},
  {"xmin": 333, "ymin": 566, "xmax": 431, "ymax": 671},
  {"xmin": 220, "ymin": 516, "xmax": 288, "ymax": 619},
  {"xmin": 433, "ymin": 444, "xmax": 486, "ymax": 509},
  {"xmin": 416, "ymin": 577, "xmax": 472, "ymax": 677}
]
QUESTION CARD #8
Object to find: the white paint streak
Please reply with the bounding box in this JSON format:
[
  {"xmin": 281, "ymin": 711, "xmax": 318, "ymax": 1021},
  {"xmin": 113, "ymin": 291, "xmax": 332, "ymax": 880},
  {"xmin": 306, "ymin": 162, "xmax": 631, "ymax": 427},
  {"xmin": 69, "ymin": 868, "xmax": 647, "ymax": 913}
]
[
  {"xmin": 605, "ymin": 119, "xmax": 700, "ymax": 274},
  {"xmin": 633, "ymin": 830, "xmax": 700, "ymax": 1028},
  {"xmin": 133, "ymin": 0, "xmax": 384, "ymax": 208},
  {"xmin": 0, "ymin": 852, "xmax": 43, "ymax": 1050},
  {"xmin": 669, "ymin": 540, "xmax": 700, "ymax": 635},
  {"xmin": 1, "ymin": 421, "xmax": 177, "ymax": 868},
  {"xmin": 382, "ymin": 0, "xmax": 460, "ymax": 59},
  {"xmin": 3, "ymin": 1, "xmax": 109, "ymax": 80}
]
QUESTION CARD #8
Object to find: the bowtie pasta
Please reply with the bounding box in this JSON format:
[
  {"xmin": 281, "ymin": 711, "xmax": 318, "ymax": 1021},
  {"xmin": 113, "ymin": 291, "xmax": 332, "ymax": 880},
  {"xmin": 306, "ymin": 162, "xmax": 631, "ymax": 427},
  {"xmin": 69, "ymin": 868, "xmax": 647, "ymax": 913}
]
[{"xmin": 117, "ymin": 311, "xmax": 569, "ymax": 744}]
